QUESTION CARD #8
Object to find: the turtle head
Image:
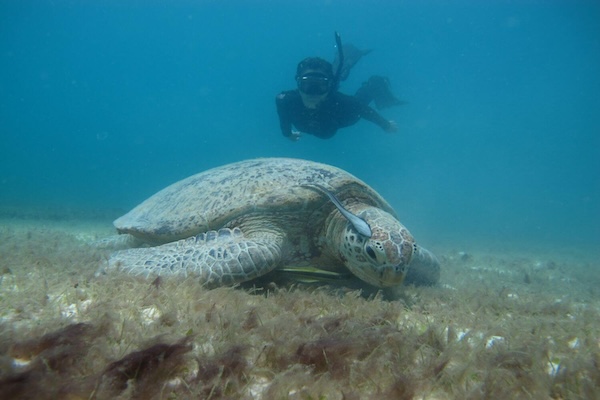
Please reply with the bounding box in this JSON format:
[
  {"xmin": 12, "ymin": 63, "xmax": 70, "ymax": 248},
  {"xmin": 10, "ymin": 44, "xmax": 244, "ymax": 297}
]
[{"xmin": 337, "ymin": 207, "xmax": 415, "ymax": 287}]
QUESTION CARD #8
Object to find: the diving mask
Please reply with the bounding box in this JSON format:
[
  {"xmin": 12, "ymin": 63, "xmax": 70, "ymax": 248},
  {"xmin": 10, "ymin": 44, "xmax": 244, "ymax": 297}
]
[{"xmin": 297, "ymin": 73, "xmax": 331, "ymax": 96}]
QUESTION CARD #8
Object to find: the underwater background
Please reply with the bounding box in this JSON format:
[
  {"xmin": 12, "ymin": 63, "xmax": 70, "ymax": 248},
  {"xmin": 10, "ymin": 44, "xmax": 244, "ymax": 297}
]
[
  {"xmin": 1, "ymin": 0, "xmax": 599, "ymax": 253},
  {"xmin": 2, "ymin": 2, "xmax": 600, "ymax": 398}
]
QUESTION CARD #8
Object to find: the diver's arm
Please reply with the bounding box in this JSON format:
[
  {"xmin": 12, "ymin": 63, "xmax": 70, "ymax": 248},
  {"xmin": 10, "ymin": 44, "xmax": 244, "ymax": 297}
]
[
  {"xmin": 360, "ymin": 105, "xmax": 398, "ymax": 133},
  {"xmin": 276, "ymin": 93, "xmax": 297, "ymax": 140},
  {"xmin": 276, "ymin": 92, "xmax": 302, "ymax": 141}
]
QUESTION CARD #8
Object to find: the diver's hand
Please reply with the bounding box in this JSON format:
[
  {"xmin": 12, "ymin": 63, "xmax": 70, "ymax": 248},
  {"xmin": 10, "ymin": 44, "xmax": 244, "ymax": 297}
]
[
  {"xmin": 385, "ymin": 120, "xmax": 398, "ymax": 133},
  {"xmin": 288, "ymin": 130, "xmax": 301, "ymax": 141}
]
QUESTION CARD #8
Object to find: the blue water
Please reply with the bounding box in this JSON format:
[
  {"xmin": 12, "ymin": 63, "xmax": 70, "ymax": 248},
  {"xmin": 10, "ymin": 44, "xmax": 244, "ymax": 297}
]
[{"xmin": 1, "ymin": 1, "xmax": 599, "ymax": 250}]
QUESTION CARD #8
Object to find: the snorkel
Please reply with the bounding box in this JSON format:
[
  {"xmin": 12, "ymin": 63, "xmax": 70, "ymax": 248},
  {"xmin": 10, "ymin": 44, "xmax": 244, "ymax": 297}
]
[{"xmin": 333, "ymin": 31, "xmax": 344, "ymax": 91}]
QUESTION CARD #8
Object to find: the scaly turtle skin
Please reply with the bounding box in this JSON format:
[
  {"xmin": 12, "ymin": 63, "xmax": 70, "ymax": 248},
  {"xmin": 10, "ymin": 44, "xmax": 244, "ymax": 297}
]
[{"xmin": 106, "ymin": 158, "xmax": 440, "ymax": 288}]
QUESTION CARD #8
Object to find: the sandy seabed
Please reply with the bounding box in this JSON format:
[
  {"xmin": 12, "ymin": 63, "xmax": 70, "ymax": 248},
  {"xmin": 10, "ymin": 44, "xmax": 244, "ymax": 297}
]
[{"xmin": 0, "ymin": 208, "xmax": 599, "ymax": 400}]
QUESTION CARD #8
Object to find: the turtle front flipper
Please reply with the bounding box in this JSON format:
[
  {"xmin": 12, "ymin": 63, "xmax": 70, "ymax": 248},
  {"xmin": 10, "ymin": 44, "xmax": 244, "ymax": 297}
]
[{"xmin": 106, "ymin": 228, "xmax": 285, "ymax": 287}]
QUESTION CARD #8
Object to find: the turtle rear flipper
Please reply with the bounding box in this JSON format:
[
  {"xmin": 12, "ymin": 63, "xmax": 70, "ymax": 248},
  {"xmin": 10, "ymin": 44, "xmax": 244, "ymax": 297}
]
[{"xmin": 107, "ymin": 228, "xmax": 285, "ymax": 287}]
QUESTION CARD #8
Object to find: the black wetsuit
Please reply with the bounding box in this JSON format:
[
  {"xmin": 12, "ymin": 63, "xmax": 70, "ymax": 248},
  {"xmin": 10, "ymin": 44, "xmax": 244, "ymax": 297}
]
[{"xmin": 276, "ymin": 89, "xmax": 394, "ymax": 140}]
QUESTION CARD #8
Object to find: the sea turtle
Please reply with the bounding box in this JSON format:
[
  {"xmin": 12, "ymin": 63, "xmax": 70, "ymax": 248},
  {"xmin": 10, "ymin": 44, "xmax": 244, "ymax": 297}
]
[{"xmin": 104, "ymin": 158, "xmax": 440, "ymax": 288}]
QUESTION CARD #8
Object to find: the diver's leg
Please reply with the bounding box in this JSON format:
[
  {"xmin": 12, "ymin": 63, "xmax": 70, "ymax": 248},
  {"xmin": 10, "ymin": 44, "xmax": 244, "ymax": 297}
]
[
  {"xmin": 354, "ymin": 75, "xmax": 403, "ymax": 110},
  {"xmin": 354, "ymin": 80, "xmax": 375, "ymax": 105}
]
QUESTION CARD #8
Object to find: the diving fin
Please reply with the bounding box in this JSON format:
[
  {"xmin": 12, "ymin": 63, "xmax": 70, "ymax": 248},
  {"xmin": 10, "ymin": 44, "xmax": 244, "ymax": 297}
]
[{"xmin": 333, "ymin": 43, "xmax": 373, "ymax": 82}]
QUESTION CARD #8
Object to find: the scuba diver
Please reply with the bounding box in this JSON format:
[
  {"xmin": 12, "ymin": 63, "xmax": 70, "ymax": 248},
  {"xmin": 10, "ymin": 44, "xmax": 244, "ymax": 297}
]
[{"xmin": 276, "ymin": 32, "xmax": 403, "ymax": 141}]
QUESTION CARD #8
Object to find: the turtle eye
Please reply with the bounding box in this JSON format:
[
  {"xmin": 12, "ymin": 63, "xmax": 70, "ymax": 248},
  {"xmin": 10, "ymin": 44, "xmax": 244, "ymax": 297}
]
[{"xmin": 365, "ymin": 245, "xmax": 377, "ymax": 260}]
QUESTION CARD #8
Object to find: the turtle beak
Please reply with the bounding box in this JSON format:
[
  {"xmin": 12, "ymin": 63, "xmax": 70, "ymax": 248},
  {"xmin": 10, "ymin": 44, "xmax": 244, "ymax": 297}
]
[{"xmin": 378, "ymin": 264, "xmax": 408, "ymax": 287}]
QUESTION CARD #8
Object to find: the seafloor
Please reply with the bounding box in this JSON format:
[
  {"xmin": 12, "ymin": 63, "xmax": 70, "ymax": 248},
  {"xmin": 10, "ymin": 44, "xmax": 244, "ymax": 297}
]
[{"xmin": 0, "ymin": 207, "xmax": 598, "ymax": 400}]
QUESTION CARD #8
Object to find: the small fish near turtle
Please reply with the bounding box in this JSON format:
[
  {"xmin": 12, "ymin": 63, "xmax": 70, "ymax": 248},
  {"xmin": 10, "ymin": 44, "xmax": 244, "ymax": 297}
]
[{"xmin": 101, "ymin": 158, "xmax": 440, "ymax": 289}]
